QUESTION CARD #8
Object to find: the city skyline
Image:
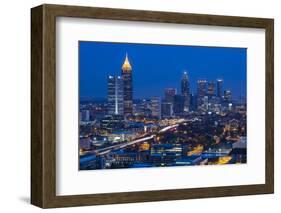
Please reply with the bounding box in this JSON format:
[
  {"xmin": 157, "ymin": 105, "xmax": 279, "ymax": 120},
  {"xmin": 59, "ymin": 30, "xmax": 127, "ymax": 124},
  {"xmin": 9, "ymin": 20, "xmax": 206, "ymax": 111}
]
[
  {"xmin": 79, "ymin": 42, "xmax": 247, "ymax": 170},
  {"xmin": 104, "ymin": 55, "xmax": 237, "ymax": 119},
  {"xmin": 79, "ymin": 41, "xmax": 247, "ymax": 100}
]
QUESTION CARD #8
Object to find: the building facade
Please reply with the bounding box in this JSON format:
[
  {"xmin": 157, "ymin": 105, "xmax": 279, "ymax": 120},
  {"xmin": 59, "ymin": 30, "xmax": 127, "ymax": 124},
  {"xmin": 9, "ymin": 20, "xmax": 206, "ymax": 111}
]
[
  {"xmin": 207, "ymin": 81, "xmax": 216, "ymax": 97},
  {"xmin": 151, "ymin": 97, "xmax": 161, "ymax": 119},
  {"xmin": 161, "ymin": 102, "xmax": 173, "ymax": 118},
  {"xmin": 107, "ymin": 75, "xmax": 124, "ymax": 115},
  {"xmin": 181, "ymin": 71, "xmax": 190, "ymax": 112},
  {"xmin": 173, "ymin": 94, "xmax": 185, "ymax": 116},
  {"xmin": 121, "ymin": 54, "xmax": 133, "ymax": 117},
  {"xmin": 197, "ymin": 79, "xmax": 207, "ymax": 111},
  {"xmin": 217, "ymin": 79, "xmax": 223, "ymax": 98},
  {"xmin": 164, "ymin": 88, "xmax": 177, "ymax": 103},
  {"xmin": 224, "ymin": 90, "xmax": 232, "ymax": 102}
]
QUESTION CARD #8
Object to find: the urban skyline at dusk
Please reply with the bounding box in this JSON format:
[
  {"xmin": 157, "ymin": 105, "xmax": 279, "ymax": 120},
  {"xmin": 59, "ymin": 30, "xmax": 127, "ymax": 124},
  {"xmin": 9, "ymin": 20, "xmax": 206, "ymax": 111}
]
[
  {"xmin": 79, "ymin": 41, "xmax": 247, "ymax": 100},
  {"xmin": 79, "ymin": 41, "xmax": 247, "ymax": 170}
]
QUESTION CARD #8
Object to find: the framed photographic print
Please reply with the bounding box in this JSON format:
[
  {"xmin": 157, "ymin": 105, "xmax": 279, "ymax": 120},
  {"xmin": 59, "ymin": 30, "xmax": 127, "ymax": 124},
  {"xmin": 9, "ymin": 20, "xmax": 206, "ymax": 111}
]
[{"xmin": 31, "ymin": 4, "xmax": 274, "ymax": 208}]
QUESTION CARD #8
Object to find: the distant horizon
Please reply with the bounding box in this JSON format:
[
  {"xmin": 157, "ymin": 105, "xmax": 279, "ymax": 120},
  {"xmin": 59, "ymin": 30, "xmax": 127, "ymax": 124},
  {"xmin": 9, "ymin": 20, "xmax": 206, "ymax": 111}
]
[{"xmin": 79, "ymin": 41, "xmax": 247, "ymax": 100}]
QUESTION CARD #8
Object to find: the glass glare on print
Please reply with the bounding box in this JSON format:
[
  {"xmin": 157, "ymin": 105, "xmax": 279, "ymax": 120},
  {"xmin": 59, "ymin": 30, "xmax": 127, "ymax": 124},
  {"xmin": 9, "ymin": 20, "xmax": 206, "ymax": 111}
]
[{"xmin": 79, "ymin": 41, "xmax": 247, "ymax": 170}]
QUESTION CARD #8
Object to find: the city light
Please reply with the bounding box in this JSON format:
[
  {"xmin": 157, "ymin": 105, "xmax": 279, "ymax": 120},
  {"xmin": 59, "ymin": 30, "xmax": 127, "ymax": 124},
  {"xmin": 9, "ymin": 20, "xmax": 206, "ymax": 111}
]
[{"xmin": 79, "ymin": 52, "xmax": 247, "ymax": 170}]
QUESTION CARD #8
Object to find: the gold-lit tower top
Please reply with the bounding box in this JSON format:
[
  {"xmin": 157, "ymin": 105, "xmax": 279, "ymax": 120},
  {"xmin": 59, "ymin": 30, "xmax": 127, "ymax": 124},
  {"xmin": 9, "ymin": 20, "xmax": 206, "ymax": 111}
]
[{"xmin": 122, "ymin": 53, "xmax": 132, "ymax": 72}]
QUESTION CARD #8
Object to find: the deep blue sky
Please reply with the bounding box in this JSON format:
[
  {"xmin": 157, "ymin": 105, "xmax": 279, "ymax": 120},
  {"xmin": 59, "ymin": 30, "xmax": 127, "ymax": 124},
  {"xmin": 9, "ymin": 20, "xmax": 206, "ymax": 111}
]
[{"xmin": 79, "ymin": 41, "xmax": 246, "ymax": 100}]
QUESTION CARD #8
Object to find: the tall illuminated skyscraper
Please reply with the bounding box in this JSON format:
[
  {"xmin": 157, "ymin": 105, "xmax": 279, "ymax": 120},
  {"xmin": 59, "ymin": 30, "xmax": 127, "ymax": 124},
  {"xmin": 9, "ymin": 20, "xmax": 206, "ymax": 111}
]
[
  {"xmin": 151, "ymin": 97, "xmax": 161, "ymax": 119},
  {"xmin": 217, "ymin": 79, "xmax": 223, "ymax": 98},
  {"xmin": 224, "ymin": 90, "xmax": 232, "ymax": 102},
  {"xmin": 207, "ymin": 81, "xmax": 216, "ymax": 97},
  {"xmin": 197, "ymin": 79, "xmax": 207, "ymax": 110},
  {"xmin": 197, "ymin": 79, "xmax": 207, "ymax": 97},
  {"xmin": 121, "ymin": 53, "xmax": 133, "ymax": 117},
  {"xmin": 163, "ymin": 88, "xmax": 176, "ymax": 117},
  {"xmin": 107, "ymin": 75, "xmax": 124, "ymax": 115},
  {"xmin": 181, "ymin": 71, "xmax": 190, "ymax": 112}
]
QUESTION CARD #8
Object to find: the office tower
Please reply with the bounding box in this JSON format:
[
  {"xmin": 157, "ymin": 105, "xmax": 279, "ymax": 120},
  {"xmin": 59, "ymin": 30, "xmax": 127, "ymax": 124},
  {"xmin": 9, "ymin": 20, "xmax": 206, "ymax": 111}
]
[
  {"xmin": 161, "ymin": 102, "xmax": 173, "ymax": 118},
  {"xmin": 197, "ymin": 79, "xmax": 207, "ymax": 110},
  {"xmin": 164, "ymin": 88, "xmax": 177, "ymax": 103},
  {"xmin": 224, "ymin": 90, "xmax": 232, "ymax": 102},
  {"xmin": 189, "ymin": 93, "xmax": 197, "ymax": 111},
  {"xmin": 107, "ymin": 75, "xmax": 124, "ymax": 115},
  {"xmin": 121, "ymin": 53, "xmax": 133, "ymax": 117},
  {"xmin": 151, "ymin": 97, "xmax": 161, "ymax": 119},
  {"xmin": 173, "ymin": 94, "xmax": 184, "ymax": 116},
  {"xmin": 197, "ymin": 79, "xmax": 207, "ymax": 97},
  {"xmin": 203, "ymin": 96, "xmax": 209, "ymax": 111},
  {"xmin": 217, "ymin": 79, "xmax": 223, "ymax": 98},
  {"xmin": 207, "ymin": 81, "xmax": 216, "ymax": 97},
  {"xmin": 181, "ymin": 71, "xmax": 190, "ymax": 112},
  {"xmin": 139, "ymin": 99, "xmax": 151, "ymax": 117}
]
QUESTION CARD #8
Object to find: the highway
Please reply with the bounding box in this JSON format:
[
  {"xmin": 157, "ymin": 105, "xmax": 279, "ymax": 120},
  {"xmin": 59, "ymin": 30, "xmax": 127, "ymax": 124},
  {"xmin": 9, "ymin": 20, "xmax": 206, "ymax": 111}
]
[
  {"xmin": 97, "ymin": 135, "xmax": 155, "ymax": 156},
  {"xmin": 86, "ymin": 119, "xmax": 186, "ymax": 156}
]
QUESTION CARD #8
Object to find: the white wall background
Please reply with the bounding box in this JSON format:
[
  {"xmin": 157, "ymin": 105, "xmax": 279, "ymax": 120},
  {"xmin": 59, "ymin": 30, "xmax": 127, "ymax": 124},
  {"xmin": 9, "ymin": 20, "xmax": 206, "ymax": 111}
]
[{"xmin": 0, "ymin": 0, "xmax": 279, "ymax": 212}]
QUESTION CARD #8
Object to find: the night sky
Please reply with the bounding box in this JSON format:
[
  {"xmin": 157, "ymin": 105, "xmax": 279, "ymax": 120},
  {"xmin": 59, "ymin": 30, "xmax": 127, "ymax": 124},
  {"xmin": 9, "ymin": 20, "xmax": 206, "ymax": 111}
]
[{"xmin": 79, "ymin": 41, "xmax": 246, "ymax": 100}]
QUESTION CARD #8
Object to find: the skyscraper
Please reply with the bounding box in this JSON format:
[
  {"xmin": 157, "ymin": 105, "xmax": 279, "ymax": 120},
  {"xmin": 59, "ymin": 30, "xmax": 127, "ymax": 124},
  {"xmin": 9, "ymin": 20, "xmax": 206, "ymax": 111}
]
[
  {"xmin": 217, "ymin": 79, "xmax": 223, "ymax": 98},
  {"xmin": 151, "ymin": 97, "xmax": 161, "ymax": 119},
  {"xmin": 224, "ymin": 90, "xmax": 232, "ymax": 102},
  {"xmin": 107, "ymin": 75, "xmax": 124, "ymax": 115},
  {"xmin": 197, "ymin": 79, "xmax": 207, "ymax": 110},
  {"xmin": 181, "ymin": 72, "xmax": 190, "ymax": 112},
  {"xmin": 197, "ymin": 79, "xmax": 207, "ymax": 97},
  {"xmin": 121, "ymin": 53, "xmax": 133, "ymax": 117},
  {"xmin": 207, "ymin": 81, "xmax": 216, "ymax": 97},
  {"xmin": 161, "ymin": 102, "xmax": 173, "ymax": 118},
  {"xmin": 164, "ymin": 88, "xmax": 177, "ymax": 103},
  {"xmin": 173, "ymin": 94, "xmax": 185, "ymax": 116},
  {"xmin": 189, "ymin": 93, "xmax": 197, "ymax": 111}
]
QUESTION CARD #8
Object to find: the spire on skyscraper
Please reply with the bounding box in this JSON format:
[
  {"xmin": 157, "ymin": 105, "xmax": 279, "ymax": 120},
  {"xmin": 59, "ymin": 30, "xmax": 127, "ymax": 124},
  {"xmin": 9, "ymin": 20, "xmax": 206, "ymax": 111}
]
[
  {"xmin": 122, "ymin": 53, "xmax": 132, "ymax": 72},
  {"xmin": 183, "ymin": 71, "xmax": 188, "ymax": 79}
]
